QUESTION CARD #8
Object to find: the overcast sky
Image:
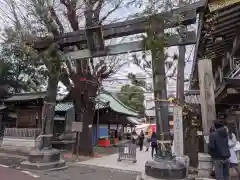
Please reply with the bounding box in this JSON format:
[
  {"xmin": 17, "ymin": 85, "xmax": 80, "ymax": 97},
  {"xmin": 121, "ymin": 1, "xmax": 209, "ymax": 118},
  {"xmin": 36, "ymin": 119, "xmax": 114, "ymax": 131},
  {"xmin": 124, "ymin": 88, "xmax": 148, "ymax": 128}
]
[
  {"xmin": 100, "ymin": 0, "xmax": 197, "ymax": 95},
  {"xmin": 0, "ymin": 0, "xmax": 197, "ymax": 96}
]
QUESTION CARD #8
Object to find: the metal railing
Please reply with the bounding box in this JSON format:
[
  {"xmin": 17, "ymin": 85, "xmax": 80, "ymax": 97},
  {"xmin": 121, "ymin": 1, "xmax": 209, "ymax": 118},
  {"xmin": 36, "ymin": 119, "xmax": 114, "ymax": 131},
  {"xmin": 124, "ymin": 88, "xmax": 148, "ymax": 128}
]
[
  {"xmin": 118, "ymin": 143, "xmax": 137, "ymax": 163},
  {"xmin": 227, "ymin": 64, "xmax": 240, "ymax": 78},
  {"xmin": 214, "ymin": 58, "xmax": 240, "ymax": 92}
]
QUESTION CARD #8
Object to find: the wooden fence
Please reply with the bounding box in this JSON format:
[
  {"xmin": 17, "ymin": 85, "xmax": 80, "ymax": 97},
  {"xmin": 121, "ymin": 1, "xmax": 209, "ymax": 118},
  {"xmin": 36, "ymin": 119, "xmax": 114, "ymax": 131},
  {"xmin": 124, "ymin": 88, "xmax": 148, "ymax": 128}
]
[{"xmin": 3, "ymin": 128, "xmax": 41, "ymax": 138}]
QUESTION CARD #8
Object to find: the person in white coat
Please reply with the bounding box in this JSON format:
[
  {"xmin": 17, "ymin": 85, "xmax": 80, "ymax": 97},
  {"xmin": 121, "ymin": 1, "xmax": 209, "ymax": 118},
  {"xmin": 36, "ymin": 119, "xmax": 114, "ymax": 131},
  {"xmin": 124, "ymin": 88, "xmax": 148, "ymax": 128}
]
[
  {"xmin": 144, "ymin": 132, "xmax": 150, "ymax": 151},
  {"xmin": 228, "ymin": 129, "xmax": 240, "ymax": 179}
]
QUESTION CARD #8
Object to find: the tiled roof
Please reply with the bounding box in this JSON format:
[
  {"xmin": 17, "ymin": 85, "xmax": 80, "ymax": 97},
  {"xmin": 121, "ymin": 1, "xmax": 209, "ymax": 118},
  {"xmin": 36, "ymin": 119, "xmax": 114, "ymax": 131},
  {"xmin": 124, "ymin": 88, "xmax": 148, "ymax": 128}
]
[
  {"xmin": 2, "ymin": 91, "xmax": 139, "ymax": 116},
  {"xmin": 2, "ymin": 92, "xmax": 67, "ymax": 102},
  {"xmin": 2, "ymin": 92, "xmax": 46, "ymax": 102},
  {"xmin": 55, "ymin": 102, "xmax": 107, "ymax": 112},
  {"xmin": 55, "ymin": 102, "xmax": 73, "ymax": 111},
  {"xmin": 96, "ymin": 91, "xmax": 139, "ymax": 116}
]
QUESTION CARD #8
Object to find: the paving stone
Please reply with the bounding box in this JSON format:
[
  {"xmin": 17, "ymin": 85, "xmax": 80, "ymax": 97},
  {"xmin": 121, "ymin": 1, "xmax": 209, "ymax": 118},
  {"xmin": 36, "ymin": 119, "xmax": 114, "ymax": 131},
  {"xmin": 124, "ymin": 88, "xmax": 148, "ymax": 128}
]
[{"xmin": 74, "ymin": 148, "xmax": 152, "ymax": 172}]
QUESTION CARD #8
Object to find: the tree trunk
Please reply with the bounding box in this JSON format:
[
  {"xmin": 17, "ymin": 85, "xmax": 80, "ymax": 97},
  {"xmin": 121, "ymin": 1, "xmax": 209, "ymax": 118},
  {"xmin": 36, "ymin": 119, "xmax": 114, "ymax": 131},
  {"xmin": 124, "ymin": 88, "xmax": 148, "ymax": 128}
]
[
  {"xmin": 72, "ymin": 73, "xmax": 97, "ymax": 156},
  {"xmin": 70, "ymin": 6, "xmax": 101, "ymax": 156},
  {"xmin": 76, "ymin": 97, "xmax": 94, "ymax": 156},
  {"xmin": 41, "ymin": 74, "xmax": 59, "ymax": 149}
]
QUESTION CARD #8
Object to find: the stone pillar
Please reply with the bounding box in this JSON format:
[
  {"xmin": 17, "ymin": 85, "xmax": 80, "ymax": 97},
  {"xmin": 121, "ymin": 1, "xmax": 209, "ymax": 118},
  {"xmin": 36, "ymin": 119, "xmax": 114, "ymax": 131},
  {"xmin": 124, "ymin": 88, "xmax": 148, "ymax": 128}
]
[
  {"xmin": 173, "ymin": 106, "xmax": 184, "ymax": 157},
  {"xmin": 198, "ymin": 153, "xmax": 212, "ymax": 178},
  {"xmin": 65, "ymin": 107, "xmax": 75, "ymax": 133},
  {"xmin": 198, "ymin": 59, "xmax": 216, "ymax": 150},
  {"xmin": 150, "ymin": 18, "xmax": 169, "ymax": 139},
  {"xmin": 20, "ymin": 102, "xmax": 66, "ymax": 170}
]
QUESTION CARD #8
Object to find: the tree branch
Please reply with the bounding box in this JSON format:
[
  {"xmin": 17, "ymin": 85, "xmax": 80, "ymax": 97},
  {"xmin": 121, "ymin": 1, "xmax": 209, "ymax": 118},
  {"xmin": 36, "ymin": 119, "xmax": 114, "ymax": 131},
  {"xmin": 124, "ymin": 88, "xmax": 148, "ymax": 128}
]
[
  {"xmin": 49, "ymin": 6, "xmax": 64, "ymax": 35},
  {"xmin": 99, "ymin": 0, "xmax": 123, "ymax": 24},
  {"xmin": 60, "ymin": 0, "xmax": 79, "ymax": 31}
]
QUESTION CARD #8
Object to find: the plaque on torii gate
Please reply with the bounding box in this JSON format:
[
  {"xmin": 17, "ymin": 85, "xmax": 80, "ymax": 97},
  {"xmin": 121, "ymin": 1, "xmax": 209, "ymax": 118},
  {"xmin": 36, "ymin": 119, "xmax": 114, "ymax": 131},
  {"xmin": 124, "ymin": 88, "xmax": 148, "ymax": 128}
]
[
  {"xmin": 84, "ymin": 10, "xmax": 106, "ymax": 56},
  {"xmin": 85, "ymin": 25, "xmax": 105, "ymax": 54}
]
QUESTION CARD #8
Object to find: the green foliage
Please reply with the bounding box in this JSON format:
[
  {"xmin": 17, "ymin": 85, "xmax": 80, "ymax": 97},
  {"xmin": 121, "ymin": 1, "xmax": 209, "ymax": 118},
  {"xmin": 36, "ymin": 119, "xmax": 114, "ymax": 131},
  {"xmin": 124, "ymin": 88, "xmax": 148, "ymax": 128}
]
[
  {"xmin": 142, "ymin": 18, "xmax": 166, "ymax": 54},
  {"xmin": 0, "ymin": 27, "xmax": 49, "ymax": 94},
  {"xmin": 117, "ymin": 84, "xmax": 145, "ymax": 114},
  {"xmin": 0, "ymin": 55, "xmax": 46, "ymax": 96},
  {"xmin": 127, "ymin": 73, "xmax": 146, "ymax": 88}
]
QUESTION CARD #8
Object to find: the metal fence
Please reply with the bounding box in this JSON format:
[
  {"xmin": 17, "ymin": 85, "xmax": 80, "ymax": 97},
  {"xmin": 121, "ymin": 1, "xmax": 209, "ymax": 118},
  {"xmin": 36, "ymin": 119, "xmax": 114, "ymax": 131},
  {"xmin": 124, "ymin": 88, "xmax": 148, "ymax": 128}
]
[{"xmin": 117, "ymin": 143, "xmax": 137, "ymax": 163}]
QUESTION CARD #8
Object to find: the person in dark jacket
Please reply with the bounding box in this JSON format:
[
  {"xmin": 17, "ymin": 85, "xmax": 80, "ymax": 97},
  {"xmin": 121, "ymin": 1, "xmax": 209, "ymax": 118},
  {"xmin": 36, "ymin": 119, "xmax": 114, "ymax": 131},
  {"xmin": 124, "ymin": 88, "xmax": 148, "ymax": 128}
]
[
  {"xmin": 208, "ymin": 120, "xmax": 230, "ymax": 180},
  {"xmin": 151, "ymin": 132, "xmax": 158, "ymax": 157},
  {"xmin": 131, "ymin": 130, "xmax": 137, "ymax": 144},
  {"xmin": 139, "ymin": 130, "xmax": 145, "ymax": 151},
  {"xmin": 209, "ymin": 125, "xmax": 216, "ymax": 178}
]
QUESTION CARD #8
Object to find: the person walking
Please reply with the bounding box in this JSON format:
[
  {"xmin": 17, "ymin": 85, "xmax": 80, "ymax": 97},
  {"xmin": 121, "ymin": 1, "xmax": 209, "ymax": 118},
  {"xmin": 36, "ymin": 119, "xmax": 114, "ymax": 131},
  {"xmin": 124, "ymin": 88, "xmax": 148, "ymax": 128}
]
[
  {"xmin": 131, "ymin": 130, "xmax": 138, "ymax": 144},
  {"xmin": 151, "ymin": 132, "xmax": 158, "ymax": 158},
  {"xmin": 139, "ymin": 130, "xmax": 145, "ymax": 151},
  {"xmin": 228, "ymin": 129, "xmax": 240, "ymax": 179},
  {"xmin": 144, "ymin": 132, "xmax": 150, "ymax": 151},
  {"xmin": 210, "ymin": 125, "xmax": 216, "ymax": 178},
  {"xmin": 208, "ymin": 120, "xmax": 230, "ymax": 180}
]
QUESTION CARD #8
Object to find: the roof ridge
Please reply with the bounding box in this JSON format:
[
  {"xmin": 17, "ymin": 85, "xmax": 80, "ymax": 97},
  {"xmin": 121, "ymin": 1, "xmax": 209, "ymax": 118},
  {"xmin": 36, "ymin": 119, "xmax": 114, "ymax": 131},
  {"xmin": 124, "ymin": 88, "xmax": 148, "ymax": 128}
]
[
  {"xmin": 100, "ymin": 89, "xmax": 139, "ymax": 114},
  {"xmin": 13, "ymin": 91, "xmax": 46, "ymax": 96}
]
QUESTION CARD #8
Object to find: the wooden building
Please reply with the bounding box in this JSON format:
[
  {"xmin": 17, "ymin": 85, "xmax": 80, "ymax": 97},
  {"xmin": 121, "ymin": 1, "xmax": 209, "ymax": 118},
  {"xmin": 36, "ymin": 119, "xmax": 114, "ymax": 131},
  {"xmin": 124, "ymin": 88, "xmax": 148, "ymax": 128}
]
[
  {"xmin": 1, "ymin": 92, "xmax": 45, "ymax": 129},
  {"xmin": 0, "ymin": 104, "xmax": 7, "ymax": 136},
  {"xmin": 56, "ymin": 91, "xmax": 140, "ymax": 130},
  {"xmin": 189, "ymin": 1, "xmax": 240, "ymax": 135},
  {"xmin": 52, "ymin": 90, "xmax": 141, "ymax": 146}
]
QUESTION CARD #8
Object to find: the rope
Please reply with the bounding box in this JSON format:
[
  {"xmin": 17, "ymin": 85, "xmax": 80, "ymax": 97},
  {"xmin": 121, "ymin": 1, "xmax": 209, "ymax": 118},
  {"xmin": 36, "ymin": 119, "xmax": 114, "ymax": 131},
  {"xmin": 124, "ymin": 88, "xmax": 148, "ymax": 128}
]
[
  {"xmin": 35, "ymin": 134, "xmax": 53, "ymax": 141},
  {"xmin": 157, "ymin": 140, "xmax": 172, "ymax": 152}
]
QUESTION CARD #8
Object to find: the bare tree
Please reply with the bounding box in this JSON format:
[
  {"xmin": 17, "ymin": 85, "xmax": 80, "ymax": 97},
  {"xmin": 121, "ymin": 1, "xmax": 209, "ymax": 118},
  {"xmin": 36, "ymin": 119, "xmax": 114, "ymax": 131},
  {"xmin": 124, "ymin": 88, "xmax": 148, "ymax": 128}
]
[{"xmin": 0, "ymin": 0, "xmax": 129, "ymax": 155}]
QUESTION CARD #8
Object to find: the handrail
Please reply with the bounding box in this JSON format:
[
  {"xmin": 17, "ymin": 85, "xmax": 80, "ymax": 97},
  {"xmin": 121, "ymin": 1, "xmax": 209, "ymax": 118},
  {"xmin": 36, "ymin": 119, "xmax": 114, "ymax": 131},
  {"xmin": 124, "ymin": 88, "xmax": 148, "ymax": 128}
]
[{"xmin": 227, "ymin": 63, "xmax": 240, "ymax": 78}]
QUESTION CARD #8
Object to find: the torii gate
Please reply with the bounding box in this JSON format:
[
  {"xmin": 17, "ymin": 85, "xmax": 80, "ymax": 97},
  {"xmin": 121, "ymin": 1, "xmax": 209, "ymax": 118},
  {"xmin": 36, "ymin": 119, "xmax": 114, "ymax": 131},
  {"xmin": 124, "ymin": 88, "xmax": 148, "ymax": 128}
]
[{"xmin": 35, "ymin": 0, "xmax": 205, "ymax": 139}]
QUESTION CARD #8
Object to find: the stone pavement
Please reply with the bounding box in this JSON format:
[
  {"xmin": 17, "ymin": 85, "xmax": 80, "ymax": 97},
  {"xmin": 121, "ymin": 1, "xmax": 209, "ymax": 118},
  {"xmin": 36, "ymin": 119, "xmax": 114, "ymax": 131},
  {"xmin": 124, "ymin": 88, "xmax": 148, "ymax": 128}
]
[
  {"xmin": 37, "ymin": 165, "xmax": 139, "ymax": 180},
  {"xmin": 74, "ymin": 148, "xmax": 152, "ymax": 172},
  {"xmin": 0, "ymin": 166, "xmax": 39, "ymax": 180},
  {"xmin": 0, "ymin": 152, "xmax": 140, "ymax": 180}
]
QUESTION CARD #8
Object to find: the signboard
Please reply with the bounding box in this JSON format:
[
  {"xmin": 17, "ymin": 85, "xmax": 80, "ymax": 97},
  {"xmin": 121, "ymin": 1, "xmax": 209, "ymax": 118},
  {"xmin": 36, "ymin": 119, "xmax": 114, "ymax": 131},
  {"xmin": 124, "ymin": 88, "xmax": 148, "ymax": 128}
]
[
  {"xmin": 72, "ymin": 122, "xmax": 83, "ymax": 132},
  {"xmin": 173, "ymin": 106, "xmax": 184, "ymax": 157},
  {"xmin": 198, "ymin": 59, "xmax": 216, "ymax": 135},
  {"xmin": 124, "ymin": 147, "xmax": 129, "ymax": 154}
]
